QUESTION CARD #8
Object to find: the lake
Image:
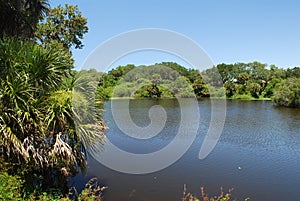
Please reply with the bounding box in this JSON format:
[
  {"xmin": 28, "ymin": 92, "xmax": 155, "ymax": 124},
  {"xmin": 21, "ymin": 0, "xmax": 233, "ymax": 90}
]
[{"xmin": 74, "ymin": 99, "xmax": 300, "ymax": 201}]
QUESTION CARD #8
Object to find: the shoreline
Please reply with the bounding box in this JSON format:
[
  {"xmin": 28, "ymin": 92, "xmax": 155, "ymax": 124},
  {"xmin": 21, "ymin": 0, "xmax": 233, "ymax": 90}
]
[{"xmin": 108, "ymin": 96, "xmax": 272, "ymax": 101}]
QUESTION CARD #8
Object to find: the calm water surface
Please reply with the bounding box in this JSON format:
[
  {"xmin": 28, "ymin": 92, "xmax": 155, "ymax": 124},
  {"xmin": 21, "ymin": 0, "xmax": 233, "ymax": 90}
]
[{"xmin": 75, "ymin": 99, "xmax": 300, "ymax": 201}]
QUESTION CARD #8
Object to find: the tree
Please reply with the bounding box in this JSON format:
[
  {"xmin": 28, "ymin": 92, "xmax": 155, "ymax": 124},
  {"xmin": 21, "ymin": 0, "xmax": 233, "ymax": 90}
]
[
  {"xmin": 202, "ymin": 66, "xmax": 224, "ymax": 87},
  {"xmin": 270, "ymin": 64, "xmax": 286, "ymax": 79},
  {"xmin": 0, "ymin": 38, "xmax": 69, "ymax": 164},
  {"xmin": 224, "ymin": 81, "xmax": 236, "ymax": 97},
  {"xmin": 0, "ymin": 0, "xmax": 49, "ymax": 39},
  {"xmin": 36, "ymin": 4, "xmax": 88, "ymax": 50},
  {"xmin": 273, "ymin": 78, "xmax": 300, "ymax": 107},
  {"xmin": 192, "ymin": 78, "xmax": 210, "ymax": 97},
  {"xmin": 247, "ymin": 61, "xmax": 268, "ymax": 81},
  {"xmin": 171, "ymin": 76, "xmax": 194, "ymax": 97},
  {"xmin": 0, "ymin": 38, "xmax": 103, "ymax": 194},
  {"xmin": 236, "ymin": 72, "xmax": 251, "ymax": 85},
  {"xmin": 216, "ymin": 63, "xmax": 235, "ymax": 83},
  {"xmin": 286, "ymin": 67, "xmax": 300, "ymax": 78},
  {"xmin": 160, "ymin": 62, "xmax": 189, "ymax": 77},
  {"xmin": 263, "ymin": 78, "xmax": 282, "ymax": 98},
  {"xmin": 246, "ymin": 80, "xmax": 261, "ymax": 98}
]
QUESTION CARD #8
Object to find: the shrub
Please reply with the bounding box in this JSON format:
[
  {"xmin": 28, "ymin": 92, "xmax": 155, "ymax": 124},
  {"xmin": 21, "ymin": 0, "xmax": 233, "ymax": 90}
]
[
  {"xmin": 0, "ymin": 171, "xmax": 23, "ymax": 200},
  {"xmin": 0, "ymin": 168, "xmax": 105, "ymax": 201},
  {"xmin": 273, "ymin": 78, "xmax": 300, "ymax": 107}
]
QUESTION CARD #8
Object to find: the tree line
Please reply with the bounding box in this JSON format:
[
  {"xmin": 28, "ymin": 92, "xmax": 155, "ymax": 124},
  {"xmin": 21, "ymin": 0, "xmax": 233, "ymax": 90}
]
[{"xmin": 95, "ymin": 61, "xmax": 300, "ymax": 107}]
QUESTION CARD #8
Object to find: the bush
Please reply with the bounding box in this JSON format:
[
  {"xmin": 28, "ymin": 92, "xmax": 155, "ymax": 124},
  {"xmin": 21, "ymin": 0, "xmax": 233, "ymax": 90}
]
[
  {"xmin": 273, "ymin": 78, "xmax": 300, "ymax": 107},
  {"xmin": 0, "ymin": 171, "xmax": 23, "ymax": 200},
  {"xmin": 0, "ymin": 168, "xmax": 105, "ymax": 201}
]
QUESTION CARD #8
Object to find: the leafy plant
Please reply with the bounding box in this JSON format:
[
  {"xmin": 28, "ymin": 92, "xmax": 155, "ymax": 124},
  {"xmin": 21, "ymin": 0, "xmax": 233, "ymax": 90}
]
[{"xmin": 0, "ymin": 171, "xmax": 23, "ymax": 200}]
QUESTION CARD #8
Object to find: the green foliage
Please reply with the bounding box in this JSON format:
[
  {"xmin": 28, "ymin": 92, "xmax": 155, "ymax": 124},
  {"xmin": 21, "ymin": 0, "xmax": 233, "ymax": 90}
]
[
  {"xmin": 0, "ymin": 168, "xmax": 105, "ymax": 201},
  {"xmin": 246, "ymin": 80, "xmax": 261, "ymax": 98},
  {"xmin": 202, "ymin": 66, "xmax": 224, "ymax": 87},
  {"xmin": 0, "ymin": 38, "xmax": 73, "ymax": 166},
  {"xmin": 97, "ymin": 63, "xmax": 197, "ymax": 99},
  {"xmin": 0, "ymin": 171, "xmax": 23, "ymax": 200},
  {"xmin": 0, "ymin": 37, "xmax": 106, "ymax": 195},
  {"xmin": 236, "ymin": 72, "xmax": 251, "ymax": 85},
  {"xmin": 76, "ymin": 178, "xmax": 107, "ymax": 201},
  {"xmin": 286, "ymin": 67, "xmax": 300, "ymax": 78},
  {"xmin": 25, "ymin": 178, "xmax": 106, "ymax": 201},
  {"xmin": 172, "ymin": 76, "xmax": 194, "ymax": 98},
  {"xmin": 160, "ymin": 62, "xmax": 190, "ymax": 77},
  {"xmin": 113, "ymin": 83, "xmax": 134, "ymax": 97},
  {"xmin": 232, "ymin": 94, "xmax": 254, "ymax": 100},
  {"xmin": 97, "ymin": 86, "xmax": 114, "ymax": 100},
  {"xmin": 157, "ymin": 85, "xmax": 175, "ymax": 98},
  {"xmin": 96, "ymin": 61, "xmax": 300, "ymax": 102},
  {"xmin": 273, "ymin": 78, "xmax": 300, "ymax": 107},
  {"xmin": 223, "ymin": 81, "xmax": 235, "ymax": 97},
  {"xmin": 36, "ymin": 4, "xmax": 88, "ymax": 49},
  {"xmin": 192, "ymin": 78, "xmax": 210, "ymax": 97},
  {"xmin": 216, "ymin": 63, "xmax": 235, "ymax": 83},
  {"xmin": 207, "ymin": 85, "xmax": 226, "ymax": 98},
  {"xmin": 263, "ymin": 78, "xmax": 282, "ymax": 98},
  {"xmin": 216, "ymin": 62, "xmax": 286, "ymax": 100}
]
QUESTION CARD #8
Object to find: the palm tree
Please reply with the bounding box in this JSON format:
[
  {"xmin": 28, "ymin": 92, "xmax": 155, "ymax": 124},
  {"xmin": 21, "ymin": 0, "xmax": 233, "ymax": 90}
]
[
  {"xmin": 0, "ymin": 0, "xmax": 49, "ymax": 39},
  {"xmin": 0, "ymin": 38, "xmax": 64, "ymax": 163},
  {"xmin": 0, "ymin": 39, "xmax": 107, "ymax": 193},
  {"xmin": 0, "ymin": 1, "xmax": 105, "ymax": 193}
]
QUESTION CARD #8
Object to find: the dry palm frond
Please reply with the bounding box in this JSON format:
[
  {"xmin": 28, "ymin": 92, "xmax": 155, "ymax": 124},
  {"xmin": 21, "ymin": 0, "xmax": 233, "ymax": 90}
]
[
  {"xmin": 0, "ymin": 124, "xmax": 29, "ymax": 160},
  {"xmin": 48, "ymin": 132, "xmax": 76, "ymax": 167},
  {"xmin": 23, "ymin": 137, "xmax": 47, "ymax": 167}
]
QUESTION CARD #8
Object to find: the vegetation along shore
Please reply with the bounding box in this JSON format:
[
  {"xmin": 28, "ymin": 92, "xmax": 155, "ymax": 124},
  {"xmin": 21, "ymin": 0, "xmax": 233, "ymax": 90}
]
[{"xmin": 94, "ymin": 61, "xmax": 300, "ymax": 107}]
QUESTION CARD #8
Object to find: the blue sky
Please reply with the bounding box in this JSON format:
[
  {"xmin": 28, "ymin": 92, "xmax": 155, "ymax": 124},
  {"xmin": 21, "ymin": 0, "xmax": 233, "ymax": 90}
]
[{"xmin": 51, "ymin": 0, "xmax": 300, "ymax": 70}]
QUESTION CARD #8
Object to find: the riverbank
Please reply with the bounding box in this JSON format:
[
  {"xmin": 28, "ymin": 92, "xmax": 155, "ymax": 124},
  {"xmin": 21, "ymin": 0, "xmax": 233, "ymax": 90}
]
[{"xmin": 108, "ymin": 95, "xmax": 272, "ymax": 101}]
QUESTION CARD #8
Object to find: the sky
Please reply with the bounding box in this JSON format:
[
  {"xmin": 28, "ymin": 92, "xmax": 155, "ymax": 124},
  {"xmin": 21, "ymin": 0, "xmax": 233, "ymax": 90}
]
[{"xmin": 51, "ymin": 0, "xmax": 300, "ymax": 70}]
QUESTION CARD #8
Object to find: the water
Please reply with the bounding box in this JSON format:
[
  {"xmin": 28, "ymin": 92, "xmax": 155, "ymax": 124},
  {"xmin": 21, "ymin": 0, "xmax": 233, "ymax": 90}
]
[{"xmin": 74, "ymin": 99, "xmax": 300, "ymax": 201}]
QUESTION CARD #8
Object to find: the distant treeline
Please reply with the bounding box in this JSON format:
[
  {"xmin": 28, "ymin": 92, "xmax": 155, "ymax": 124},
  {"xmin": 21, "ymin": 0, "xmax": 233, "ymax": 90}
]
[{"xmin": 81, "ymin": 61, "xmax": 300, "ymax": 107}]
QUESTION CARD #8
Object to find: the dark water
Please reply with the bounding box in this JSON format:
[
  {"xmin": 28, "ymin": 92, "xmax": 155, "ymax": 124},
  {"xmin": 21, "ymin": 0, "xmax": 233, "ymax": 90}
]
[{"xmin": 75, "ymin": 99, "xmax": 300, "ymax": 201}]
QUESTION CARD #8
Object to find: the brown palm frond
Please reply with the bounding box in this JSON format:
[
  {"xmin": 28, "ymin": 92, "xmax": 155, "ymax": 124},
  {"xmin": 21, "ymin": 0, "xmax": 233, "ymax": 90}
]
[
  {"xmin": 48, "ymin": 132, "xmax": 76, "ymax": 168},
  {"xmin": 0, "ymin": 124, "xmax": 29, "ymax": 160}
]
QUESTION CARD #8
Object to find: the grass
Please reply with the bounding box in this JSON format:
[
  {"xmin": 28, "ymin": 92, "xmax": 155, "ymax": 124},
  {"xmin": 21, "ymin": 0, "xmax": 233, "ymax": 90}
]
[{"xmin": 228, "ymin": 94, "xmax": 271, "ymax": 101}]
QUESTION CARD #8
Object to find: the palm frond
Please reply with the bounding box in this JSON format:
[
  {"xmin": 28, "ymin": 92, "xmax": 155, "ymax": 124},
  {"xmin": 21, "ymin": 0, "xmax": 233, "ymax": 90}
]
[{"xmin": 0, "ymin": 124, "xmax": 29, "ymax": 160}]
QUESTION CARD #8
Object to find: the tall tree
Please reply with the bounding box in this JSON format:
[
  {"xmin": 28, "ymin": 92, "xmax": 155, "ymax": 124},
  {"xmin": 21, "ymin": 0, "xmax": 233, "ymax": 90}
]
[{"xmin": 36, "ymin": 4, "xmax": 88, "ymax": 50}]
